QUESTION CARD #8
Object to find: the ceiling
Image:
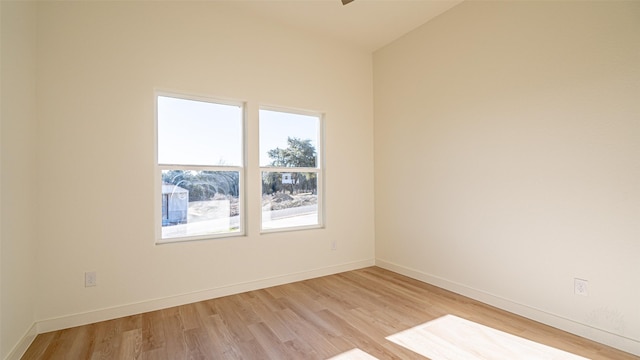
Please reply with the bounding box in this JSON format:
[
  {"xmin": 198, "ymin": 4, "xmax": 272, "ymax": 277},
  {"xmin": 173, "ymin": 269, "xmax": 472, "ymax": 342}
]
[{"xmin": 228, "ymin": 0, "xmax": 464, "ymax": 53}]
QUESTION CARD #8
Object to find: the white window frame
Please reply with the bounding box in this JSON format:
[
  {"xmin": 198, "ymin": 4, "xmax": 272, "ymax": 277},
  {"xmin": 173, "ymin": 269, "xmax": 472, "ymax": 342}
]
[
  {"xmin": 154, "ymin": 91, "xmax": 246, "ymax": 244},
  {"xmin": 259, "ymin": 106, "xmax": 324, "ymax": 233}
]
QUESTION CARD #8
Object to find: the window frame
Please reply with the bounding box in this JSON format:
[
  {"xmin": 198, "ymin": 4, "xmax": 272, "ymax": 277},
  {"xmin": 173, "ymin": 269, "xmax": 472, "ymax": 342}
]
[
  {"xmin": 259, "ymin": 106, "xmax": 325, "ymax": 233},
  {"xmin": 154, "ymin": 91, "xmax": 246, "ymax": 244}
]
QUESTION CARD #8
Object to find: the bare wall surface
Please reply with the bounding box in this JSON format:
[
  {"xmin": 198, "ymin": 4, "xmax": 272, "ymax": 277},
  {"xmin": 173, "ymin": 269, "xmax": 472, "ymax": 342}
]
[
  {"xmin": 1, "ymin": 1, "xmax": 38, "ymax": 359},
  {"xmin": 35, "ymin": 1, "xmax": 374, "ymax": 329},
  {"xmin": 374, "ymin": 1, "xmax": 639, "ymax": 355}
]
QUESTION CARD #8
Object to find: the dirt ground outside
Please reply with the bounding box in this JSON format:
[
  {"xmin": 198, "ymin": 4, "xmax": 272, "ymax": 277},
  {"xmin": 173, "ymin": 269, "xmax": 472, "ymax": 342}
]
[{"xmin": 187, "ymin": 192, "xmax": 317, "ymax": 222}]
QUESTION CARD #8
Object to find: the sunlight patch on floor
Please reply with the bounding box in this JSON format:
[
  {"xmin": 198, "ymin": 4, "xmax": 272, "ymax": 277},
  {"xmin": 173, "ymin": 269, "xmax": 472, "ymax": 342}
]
[
  {"xmin": 386, "ymin": 314, "xmax": 590, "ymax": 360},
  {"xmin": 328, "ymin": 348, "xmax": 380, "ymax": 360}
]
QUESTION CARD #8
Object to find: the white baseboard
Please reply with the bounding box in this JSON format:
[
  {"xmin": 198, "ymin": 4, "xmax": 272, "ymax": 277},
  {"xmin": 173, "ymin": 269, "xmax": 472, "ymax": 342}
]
[
  {"xmin": 36, "ymin": 259, "xmax": 374, "ymax": 335},
  {"xmin": 375, "ymin": 259, "xmax": 640, "ymax": 357},
  {"xmin": 4, "ymin": 322, "xmax": 37, "ymax": 360}
]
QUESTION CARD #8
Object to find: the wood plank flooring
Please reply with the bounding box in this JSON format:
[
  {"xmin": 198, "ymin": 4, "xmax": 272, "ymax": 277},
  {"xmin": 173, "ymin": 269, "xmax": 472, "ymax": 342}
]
[{"xmin": 22, "ymin": 267, "xmax": 639, "ymax": 359}]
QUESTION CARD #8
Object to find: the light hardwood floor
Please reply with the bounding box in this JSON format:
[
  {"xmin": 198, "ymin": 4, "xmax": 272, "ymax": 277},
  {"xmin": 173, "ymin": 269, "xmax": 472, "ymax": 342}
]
[{"xmin": 22, "ymin": 267, "xmax": 639, "ymax": 359}]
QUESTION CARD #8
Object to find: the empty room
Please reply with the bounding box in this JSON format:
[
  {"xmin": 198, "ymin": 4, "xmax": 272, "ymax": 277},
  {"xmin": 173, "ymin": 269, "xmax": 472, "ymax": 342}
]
[{"xmin": 1, "ymin": 0, "xmax": 638, "ymax": 359}]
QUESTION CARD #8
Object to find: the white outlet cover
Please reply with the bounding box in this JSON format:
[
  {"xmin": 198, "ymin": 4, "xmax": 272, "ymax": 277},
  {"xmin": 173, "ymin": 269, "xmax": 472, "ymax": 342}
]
[
  {"xmin": 574, "ymin": 278, "xmax": 588, "ymax": 296},
  {"xmin": 85, "ymin": 271, "xmax": 97, "ymax": 287}
]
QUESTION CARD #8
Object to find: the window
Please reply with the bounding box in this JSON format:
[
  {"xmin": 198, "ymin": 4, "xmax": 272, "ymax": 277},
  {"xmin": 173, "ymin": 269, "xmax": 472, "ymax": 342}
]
[
  {"xmin": 156, "ymin": 93, "xmax": 244, "ymax": 243},
  {"xmin": 259, "ymin": 108, "xmax": 323, "ymax": 231}
]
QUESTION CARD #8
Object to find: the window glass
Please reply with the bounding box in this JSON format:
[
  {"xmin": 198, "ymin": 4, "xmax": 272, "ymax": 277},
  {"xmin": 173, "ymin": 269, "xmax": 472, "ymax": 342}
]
[
  {"xmin": 261, "ymin": 171, "xmax": 319, "ymax": 230},
  {"xmin": 158, "ymin": 96, "xmax": 242, "ymax": 166},
  {"xmin": 259, "ymin": 109, "xmax": 319, "ymax": 167},
  {"xmin": 161, "ymin": 170, "xmax": 240, "ymax": 240}
]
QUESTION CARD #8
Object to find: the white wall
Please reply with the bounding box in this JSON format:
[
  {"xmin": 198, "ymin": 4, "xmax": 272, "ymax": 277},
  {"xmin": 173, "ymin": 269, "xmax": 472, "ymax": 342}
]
[
  {"xmin": 35, "ymin": 1, "xmax": 374, "ymax": 331},
  {"xmin": 0, "ymin": 1, "xmax": 39, "ymax": 359},
  {"xmin": 374, "ymin": 1, "xmax": 639, "ymax": 355}
]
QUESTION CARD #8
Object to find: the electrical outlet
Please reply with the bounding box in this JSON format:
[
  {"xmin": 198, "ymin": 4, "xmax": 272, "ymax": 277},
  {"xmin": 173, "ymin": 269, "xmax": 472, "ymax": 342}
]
[
  {"xmin": 85, "ymin": 271, "xmax": 97, "ymax": 287},
  {"xmin": 331, "ymin": 240, "xmax": 337, "ymax": 251},
  {"xmin": 574, "ymin": 278, "xmax": 588, "ymax": 296}
]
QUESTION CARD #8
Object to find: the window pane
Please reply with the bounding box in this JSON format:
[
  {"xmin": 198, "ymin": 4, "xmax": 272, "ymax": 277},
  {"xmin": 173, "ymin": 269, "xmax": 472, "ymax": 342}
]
[
  {"xmin": 161, "ymin": 170, "xmax": 240, "ymax": 240},
  {"xmin": 261, "ymin": 171, "xmax": 319, "ymax": 230},
  {"xmin": 259, "ymin": 109, "xmax": 319, "ymax": 167},
  {"xmin": 158, "ymin": 96, "xmax": 242, "ymax": 166}
]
